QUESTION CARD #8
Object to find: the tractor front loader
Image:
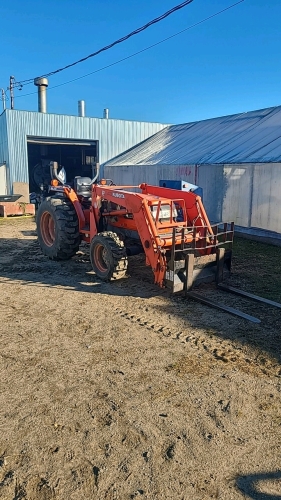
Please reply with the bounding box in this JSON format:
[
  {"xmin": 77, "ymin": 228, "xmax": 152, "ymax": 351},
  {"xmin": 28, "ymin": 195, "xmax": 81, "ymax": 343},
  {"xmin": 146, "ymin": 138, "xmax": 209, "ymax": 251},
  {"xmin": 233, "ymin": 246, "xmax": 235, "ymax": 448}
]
[
  {"xmin": 37, "ymin": 163, "xmax": 233, "ymax": 289},
  {"xmin": 36, "ymin": 163, "xmax": 281, "ymax": 323}
]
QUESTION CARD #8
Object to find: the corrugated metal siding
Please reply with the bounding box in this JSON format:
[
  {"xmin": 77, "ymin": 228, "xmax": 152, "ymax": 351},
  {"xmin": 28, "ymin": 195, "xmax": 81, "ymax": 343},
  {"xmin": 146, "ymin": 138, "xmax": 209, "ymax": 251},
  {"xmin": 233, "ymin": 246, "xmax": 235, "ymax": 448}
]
[
  {"xmin": 105, "ymin": 163, "xmax": 196, "ymax": 187},
  {"xmin": 196, "ymin": 162, "xmax": 281, "ymax": 233},
  {"xmin": 221, "ymin": 164, "xmax": 253, "ymax": 227},
  {"xmin": 5, "ymin": 110, "xmax": 168, "ymax": 189},
  {"xmin": 104, "ymin": 162, "xmax": 223, "ymax": 222},
  {"xmin": 105, "ymin": 161, "xmax": 281, "ymax": 233},
  {"xmin": 0, "ymin": 112, "xmax": 9, "ymax": 190},
  {"xmin": 251, "ymin": 163, "xmax": 281, "ymax": 232}
]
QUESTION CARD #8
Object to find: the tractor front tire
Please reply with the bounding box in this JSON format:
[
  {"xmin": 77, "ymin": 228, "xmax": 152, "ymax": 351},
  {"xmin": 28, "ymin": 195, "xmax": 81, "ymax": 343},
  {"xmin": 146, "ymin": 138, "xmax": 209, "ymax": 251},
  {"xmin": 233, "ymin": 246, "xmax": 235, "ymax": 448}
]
[
  {"xmin": 90, "ymin": 232, "xmax": 128, "ymax": 281},
  {"xmin": 36, "ymin": 196, "xmax": 80, "ymax": 260}
]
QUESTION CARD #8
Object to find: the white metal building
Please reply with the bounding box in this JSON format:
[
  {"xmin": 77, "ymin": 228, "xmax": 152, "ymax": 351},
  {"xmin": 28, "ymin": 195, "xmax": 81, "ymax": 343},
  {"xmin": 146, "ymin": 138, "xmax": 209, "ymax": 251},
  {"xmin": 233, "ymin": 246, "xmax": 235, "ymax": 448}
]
[
  {"xmin": 0, "ymin": 109, "xmax": 168, "ymax": 195},
  {"xmin": 104, "ymin": 106, "xmax": 281, "ymax": 236}
]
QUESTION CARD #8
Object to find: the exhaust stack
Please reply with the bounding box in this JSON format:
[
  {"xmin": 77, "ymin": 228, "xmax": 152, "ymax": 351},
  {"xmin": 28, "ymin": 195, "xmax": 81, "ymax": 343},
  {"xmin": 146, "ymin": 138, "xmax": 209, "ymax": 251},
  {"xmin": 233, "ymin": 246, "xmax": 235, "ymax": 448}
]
[
  {"xmin": 78, "ymin": 100, "xmax": 86, "ymax": 117},
  {"xmin": 103, "ymin": 108, "xmax": 109, "ymax": 119},
  {"xmin": 34, "ymin": 77, "xmax": 48, "ymax": 113}
]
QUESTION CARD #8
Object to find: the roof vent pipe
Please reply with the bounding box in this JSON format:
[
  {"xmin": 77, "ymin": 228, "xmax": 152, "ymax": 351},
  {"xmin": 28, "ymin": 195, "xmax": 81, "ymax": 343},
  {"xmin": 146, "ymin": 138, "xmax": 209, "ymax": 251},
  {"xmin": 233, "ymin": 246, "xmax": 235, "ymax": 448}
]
[
  {"xmin": 78, "ymin": 100, "xmax": 86, "ymax": 117},
  {"xmin": 103, "ymin": 108, "xmax": 109, "ymax": 119},
  {"xmin": 34, "ymin": 77, "xmax": 48, "ymax": 113}
]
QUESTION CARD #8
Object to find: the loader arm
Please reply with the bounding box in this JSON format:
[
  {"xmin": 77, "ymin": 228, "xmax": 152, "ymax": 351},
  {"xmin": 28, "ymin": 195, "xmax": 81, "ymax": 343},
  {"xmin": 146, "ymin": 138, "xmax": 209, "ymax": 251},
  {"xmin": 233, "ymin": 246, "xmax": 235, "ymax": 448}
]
[
  {"xmin": 92, "ymin": 185, "xmax": 166, "ymax": 283},
  {"xmin": 90, "ymin": 184, "xmax": 218, "ymax": 287}
]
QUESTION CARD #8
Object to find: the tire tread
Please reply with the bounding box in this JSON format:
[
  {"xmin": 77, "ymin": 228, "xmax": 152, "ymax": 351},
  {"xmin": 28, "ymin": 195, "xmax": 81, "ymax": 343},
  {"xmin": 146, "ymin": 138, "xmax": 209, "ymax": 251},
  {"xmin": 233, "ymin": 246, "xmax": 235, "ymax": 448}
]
[{"xmin": 37, "ymin": 195, "xmax": 80, "ymax": 260}]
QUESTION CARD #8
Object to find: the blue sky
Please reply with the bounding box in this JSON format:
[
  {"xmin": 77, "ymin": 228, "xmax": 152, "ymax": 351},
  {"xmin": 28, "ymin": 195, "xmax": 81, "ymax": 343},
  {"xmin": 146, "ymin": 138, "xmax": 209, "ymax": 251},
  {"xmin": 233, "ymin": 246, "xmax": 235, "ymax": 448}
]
[{"xmin": 1, "ymin": 0, "xmax": 280, "ymax": 123}]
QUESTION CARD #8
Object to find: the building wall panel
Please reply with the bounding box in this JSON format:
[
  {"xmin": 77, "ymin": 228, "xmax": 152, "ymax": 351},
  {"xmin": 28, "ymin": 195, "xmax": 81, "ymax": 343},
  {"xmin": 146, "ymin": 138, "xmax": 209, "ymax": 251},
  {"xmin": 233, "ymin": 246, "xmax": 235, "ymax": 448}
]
[
  {"xmin": 105, "ymin": 161, "xmax": 281, "ymax": 234},
  {"xmin": 197, "ymin": 164, "xmax": 225, "ymax": 222},
  {"xmin": 104, "ymin": 164, "xmax": 196, "ymax": 188},
  {"xmin": 251, "ymin": 163, "xmax": 281, "ymax": 233},
  {"xmin": 221, "ymin": 164, "xmax": 253, "ymax": 227},
  {"xmin": 0, "ymin": 164, "xmax": 7, "ymax": 194},
  {"xmin": 0, "ymin": 112, "xmax": 10, "ymax": 193},
  {"xmin": 5, "ymin": 110, "xmax": 168, "ymax": 190}
]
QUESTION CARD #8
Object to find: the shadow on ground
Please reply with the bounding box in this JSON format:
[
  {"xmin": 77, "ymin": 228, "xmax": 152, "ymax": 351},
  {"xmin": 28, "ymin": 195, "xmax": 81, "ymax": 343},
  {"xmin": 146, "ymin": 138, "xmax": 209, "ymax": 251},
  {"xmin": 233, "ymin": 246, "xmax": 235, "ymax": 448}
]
[{"xmin": 236, "ymin": 471, "xmax": 281, "ymax": 499}]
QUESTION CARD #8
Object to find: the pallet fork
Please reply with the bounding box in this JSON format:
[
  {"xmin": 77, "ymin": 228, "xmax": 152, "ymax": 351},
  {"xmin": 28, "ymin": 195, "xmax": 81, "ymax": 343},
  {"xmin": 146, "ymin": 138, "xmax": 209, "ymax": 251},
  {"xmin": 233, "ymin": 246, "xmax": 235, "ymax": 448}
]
[{"xmin": 166, "ymin": 223, "xmax": 281, "ymax": 323}]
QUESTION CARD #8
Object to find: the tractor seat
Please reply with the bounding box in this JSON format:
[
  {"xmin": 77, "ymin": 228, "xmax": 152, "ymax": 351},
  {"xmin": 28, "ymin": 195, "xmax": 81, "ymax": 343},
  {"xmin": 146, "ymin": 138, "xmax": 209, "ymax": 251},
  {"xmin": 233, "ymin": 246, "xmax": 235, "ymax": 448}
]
[{"xmin": 74, "ymin": 176, "xmax": 92, "ymax": 197}]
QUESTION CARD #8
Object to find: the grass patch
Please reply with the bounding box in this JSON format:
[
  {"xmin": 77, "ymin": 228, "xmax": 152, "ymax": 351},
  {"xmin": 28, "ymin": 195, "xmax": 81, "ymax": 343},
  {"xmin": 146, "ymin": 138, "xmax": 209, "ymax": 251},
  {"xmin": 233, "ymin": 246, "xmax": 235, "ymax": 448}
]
[
  {"xmin": 0, "ymin": 215, "xmax": 35, "ymax": 224},
  {"xmin": 232, "ymin": 237, "xmax": 281, "ymax": 301}
]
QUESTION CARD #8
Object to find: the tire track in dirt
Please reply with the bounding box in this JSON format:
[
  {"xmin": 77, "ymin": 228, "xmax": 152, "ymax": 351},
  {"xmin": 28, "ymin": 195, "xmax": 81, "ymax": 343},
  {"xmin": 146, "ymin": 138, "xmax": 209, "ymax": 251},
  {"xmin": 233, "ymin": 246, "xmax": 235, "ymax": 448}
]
[{"xmin": 113, "ymin": 302, "xmax": 281, "ymax": 379}]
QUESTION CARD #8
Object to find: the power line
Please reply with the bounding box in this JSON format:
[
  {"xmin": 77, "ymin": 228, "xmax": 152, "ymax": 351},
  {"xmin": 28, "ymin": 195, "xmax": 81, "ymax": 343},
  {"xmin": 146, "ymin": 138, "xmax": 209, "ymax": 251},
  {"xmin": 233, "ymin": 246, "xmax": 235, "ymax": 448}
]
[
  {"xmin": 17, "ymin": 0, "xmax": 194, "ymax": 86},
  {"xmin": 15, "ymin": 0, "xmax": 244, "ymax": 100}
]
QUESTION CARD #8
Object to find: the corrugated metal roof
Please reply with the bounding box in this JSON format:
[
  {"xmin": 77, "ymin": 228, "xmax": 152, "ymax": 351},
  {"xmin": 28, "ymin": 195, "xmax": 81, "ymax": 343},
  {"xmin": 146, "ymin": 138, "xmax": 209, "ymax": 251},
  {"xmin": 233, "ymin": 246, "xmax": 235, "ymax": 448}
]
[{"xmin": 105, "ymin": 106, "xmax": 281, "ymax": 166}]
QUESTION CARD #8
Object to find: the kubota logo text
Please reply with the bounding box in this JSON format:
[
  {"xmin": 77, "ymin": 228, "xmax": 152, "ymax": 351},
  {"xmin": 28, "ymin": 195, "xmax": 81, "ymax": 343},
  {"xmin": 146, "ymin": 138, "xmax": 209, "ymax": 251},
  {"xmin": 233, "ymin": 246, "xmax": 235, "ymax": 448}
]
[{"xmin": 112, "ymin": 192, "xmax": 125, "ymax": 199}]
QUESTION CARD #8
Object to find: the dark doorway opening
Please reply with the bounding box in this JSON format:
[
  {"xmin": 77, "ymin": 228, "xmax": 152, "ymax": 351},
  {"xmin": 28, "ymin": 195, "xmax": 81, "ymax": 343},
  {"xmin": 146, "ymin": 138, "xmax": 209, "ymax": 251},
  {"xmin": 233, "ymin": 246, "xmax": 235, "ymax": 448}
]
[{"xmin": 27, "ymin": 137, "xmax": 98, "ymax": 193}]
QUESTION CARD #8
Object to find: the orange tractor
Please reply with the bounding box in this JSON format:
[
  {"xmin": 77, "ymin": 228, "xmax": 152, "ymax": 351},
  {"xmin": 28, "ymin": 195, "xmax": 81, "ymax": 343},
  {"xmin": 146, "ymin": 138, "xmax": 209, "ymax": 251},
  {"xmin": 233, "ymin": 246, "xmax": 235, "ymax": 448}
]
[
  {"xmin": 37, "ymin": 162, "xmax": 281, "ymax": 322},
  {"xmin": 36, "ymin": 162, "xmax": 234, "ymax": 295}
]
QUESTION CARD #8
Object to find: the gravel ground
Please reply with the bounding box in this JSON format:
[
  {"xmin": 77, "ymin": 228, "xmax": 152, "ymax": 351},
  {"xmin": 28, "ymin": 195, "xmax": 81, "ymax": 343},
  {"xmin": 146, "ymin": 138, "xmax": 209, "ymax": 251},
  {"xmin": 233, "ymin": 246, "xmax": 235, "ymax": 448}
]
[{"xmin": 0, "ymin": 217, "xmax": 280, "ymax": 500}]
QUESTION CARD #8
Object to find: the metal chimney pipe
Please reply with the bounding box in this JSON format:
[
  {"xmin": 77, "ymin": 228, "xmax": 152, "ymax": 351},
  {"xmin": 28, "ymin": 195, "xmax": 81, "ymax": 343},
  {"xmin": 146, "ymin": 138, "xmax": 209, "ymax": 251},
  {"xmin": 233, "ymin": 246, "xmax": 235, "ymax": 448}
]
[
  {"xmin": 103, "ymin": 108, "xmax": 109, "ymax": 119},
  {"xmin": 78, "ymin": 100, "xmax": 86, "ymax": 117},
  {"xmin": 34, "ymin": 77, "xmax": 48, "ymax": 113}
]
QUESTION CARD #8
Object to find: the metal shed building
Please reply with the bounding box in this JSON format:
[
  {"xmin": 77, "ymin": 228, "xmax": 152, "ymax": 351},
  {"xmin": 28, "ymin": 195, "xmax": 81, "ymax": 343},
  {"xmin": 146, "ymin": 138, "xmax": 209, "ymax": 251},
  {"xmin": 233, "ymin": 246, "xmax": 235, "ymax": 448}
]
[
  {"xmin": 104, "ymin": 106, "xmax": 281, "ymax": 236},
  {"xmin": 0, "ymin": 109, "xmax": 168, "ymax": 195}
]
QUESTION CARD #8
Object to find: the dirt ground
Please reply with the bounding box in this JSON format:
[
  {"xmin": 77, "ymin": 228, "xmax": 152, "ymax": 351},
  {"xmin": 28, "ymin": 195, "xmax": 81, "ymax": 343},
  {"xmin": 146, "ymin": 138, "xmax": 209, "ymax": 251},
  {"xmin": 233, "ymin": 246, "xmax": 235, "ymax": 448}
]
[{"xmin": 0, "ymin": 217, "xmax": 281, "ymax": 500}]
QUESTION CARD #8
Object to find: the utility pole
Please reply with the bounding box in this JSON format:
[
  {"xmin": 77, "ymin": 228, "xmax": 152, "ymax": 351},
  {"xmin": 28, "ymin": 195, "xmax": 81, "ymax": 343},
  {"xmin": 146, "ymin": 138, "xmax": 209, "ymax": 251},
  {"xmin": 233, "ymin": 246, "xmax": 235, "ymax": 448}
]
[
  {"xmin": 0, "ymin": 89, "xmax": 6, "ymax": 111},
  {"xmin": 9, "ymin": 76, "xmax": 15, "ymax": 109}
]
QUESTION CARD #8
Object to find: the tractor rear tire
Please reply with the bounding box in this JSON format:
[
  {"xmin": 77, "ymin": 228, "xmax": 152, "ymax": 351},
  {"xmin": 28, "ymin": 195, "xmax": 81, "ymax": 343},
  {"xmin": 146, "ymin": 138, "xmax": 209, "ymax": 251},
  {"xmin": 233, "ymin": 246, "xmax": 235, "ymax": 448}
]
[
  {"xmin": 90, "ymin": 232, "xmax": 128, "ymax": 281},
  {"xmin": 36, "ymin": 196, "xmax": 80, "ymax": 260}
]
